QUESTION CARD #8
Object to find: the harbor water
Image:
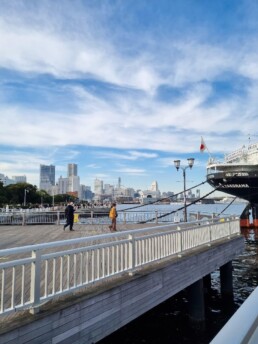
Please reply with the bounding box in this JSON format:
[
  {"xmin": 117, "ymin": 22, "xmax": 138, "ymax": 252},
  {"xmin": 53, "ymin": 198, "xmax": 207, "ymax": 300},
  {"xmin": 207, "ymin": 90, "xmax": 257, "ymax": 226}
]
[{"xmin": 99, "ymin": 202, "xmax": 258, "ymax": 344}]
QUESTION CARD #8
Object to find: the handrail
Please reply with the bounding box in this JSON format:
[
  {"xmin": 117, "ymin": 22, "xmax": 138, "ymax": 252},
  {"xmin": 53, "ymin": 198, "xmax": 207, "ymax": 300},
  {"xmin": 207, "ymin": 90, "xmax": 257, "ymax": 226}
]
[
  {"xmin": 210, "ymin": 287, "xmax": 258, "ymax": 344},
  {"xmin": 0, "ymin": 217, "xmax": 240, "ymax": 317},
  {"xmin": 0, "ymin": 210, "xmax": 233, "ymax": 226}
]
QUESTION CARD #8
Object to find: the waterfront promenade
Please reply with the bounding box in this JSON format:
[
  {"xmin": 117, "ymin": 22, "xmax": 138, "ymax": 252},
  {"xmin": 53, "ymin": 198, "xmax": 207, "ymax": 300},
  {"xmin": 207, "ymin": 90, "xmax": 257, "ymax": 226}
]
[
  {"xmin": 0, "ymin": 222, "xmax": 156, "ymax": 251},
  {"xmin": 0, "ymin": 219, "xmax": 243, "ymax": 343}
]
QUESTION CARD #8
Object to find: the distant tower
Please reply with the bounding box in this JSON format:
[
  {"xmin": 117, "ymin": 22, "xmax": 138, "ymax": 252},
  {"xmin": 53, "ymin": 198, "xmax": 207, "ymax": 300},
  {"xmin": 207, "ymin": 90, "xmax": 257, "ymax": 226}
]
[
  {"xmin": 118, "ymin": 177, "xmax": 121, "ymax": 188},
  {"xmin": 68, "ymin": 163, "xmax": 78, "ymax": 177},
  {"xmin": 40, "ymin": 164, "xmax": 55, "ymax": 191},
  {"xmin": 150, "ymin": 181, "xmax": 159, "ymax": 191}
]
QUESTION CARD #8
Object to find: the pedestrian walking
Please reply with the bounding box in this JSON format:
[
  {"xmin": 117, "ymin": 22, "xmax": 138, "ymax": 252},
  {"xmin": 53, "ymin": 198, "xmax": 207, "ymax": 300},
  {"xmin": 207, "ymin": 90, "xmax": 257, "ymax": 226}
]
[
  {"xmin": 109, "ymin": 203, "xmax": 117, "ymax": 232},
  {"xmin": 64, "ymin": 202, "xmax": 75, "ymax": 231}
]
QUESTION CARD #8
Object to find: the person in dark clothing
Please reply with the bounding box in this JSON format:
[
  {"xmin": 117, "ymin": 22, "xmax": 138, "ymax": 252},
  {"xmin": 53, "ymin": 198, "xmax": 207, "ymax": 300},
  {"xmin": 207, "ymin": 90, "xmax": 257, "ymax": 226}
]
[{"xmin": 64, "ymin": 202, "xmax": 75, "ymax": 231}]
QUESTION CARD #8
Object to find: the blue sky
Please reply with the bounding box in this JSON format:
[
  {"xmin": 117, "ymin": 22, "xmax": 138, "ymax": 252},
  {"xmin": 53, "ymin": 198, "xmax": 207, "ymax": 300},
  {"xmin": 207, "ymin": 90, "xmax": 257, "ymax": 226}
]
[{"xmin": 0, "ymin": 0, "xmax": 258, "ymax": 196}]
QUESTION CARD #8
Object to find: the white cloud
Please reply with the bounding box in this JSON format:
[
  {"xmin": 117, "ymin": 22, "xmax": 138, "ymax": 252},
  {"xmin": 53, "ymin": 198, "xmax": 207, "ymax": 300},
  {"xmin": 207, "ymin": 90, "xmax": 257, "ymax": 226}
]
[
  {"xmin": 113, "ymin": 168, "xmax": 147, "ymax": 175},
  {"xmin": 1, "ymin": 1, "xmax": 258, "ymax": 192}
]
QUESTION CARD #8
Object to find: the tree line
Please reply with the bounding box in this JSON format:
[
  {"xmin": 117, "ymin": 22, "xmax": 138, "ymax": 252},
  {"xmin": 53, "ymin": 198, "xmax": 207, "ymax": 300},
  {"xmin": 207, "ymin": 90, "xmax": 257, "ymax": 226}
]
[{"xmin": 0, "ymin": 182, "xmax": 77, "ymax": 208}]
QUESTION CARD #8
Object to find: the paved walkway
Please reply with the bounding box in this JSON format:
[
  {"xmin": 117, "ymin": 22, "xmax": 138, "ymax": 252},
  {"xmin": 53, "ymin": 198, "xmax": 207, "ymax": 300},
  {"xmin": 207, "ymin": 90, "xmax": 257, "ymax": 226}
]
[{"xmin": 0, "ymin": 222, "xmax": 162, "ymax": 251}]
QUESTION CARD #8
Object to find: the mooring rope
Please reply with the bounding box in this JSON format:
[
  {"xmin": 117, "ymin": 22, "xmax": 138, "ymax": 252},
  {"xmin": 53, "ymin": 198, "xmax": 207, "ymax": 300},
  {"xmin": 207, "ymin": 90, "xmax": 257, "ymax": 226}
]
[
  {"xmin": 217, "ymin": 196, "xmax": 237, "ymax": 216},
  {"xmin": 120, "ymin": 180, "xmax": 208, "ymax": 212},
  {"xmin": 138, "ymin": 186, "xmax": 221, "ymax": 224}
]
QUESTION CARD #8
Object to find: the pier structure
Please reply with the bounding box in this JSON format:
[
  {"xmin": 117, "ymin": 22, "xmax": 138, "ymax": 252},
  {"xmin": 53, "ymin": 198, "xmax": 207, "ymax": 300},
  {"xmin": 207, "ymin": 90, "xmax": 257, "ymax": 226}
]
[{"xmin": 0, "ymin": 217, "xmax": 244, "ymax": 343}]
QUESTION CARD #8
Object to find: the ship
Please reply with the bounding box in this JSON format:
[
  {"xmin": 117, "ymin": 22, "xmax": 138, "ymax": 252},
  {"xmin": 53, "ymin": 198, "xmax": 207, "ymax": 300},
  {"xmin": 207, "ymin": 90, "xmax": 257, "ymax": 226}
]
[{"xmin": 206, "ymin": 142, "xmax": 258, "ymax": 227}]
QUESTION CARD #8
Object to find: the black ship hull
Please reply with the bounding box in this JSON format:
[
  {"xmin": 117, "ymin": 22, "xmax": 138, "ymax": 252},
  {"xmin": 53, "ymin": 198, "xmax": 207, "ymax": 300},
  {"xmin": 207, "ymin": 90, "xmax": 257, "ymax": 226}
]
[
  {"xmin": 207, "ymin": 171, "xmax": 258, "ymax": 203},
  {"xmin": 207, "ymin": 166, "xmax": 258, "ymax": 227}
]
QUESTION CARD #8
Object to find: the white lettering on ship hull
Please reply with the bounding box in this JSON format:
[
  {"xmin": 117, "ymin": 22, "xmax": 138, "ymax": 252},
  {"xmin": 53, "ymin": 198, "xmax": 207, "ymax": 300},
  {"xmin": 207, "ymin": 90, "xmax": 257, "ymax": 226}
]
[
  {"xmin": 225, "ymin": 172, "xmax": 249, "ymax": 177},
  {"xmin": 220, "ymin": 184, "xmax": 249, "ymax": 188}
]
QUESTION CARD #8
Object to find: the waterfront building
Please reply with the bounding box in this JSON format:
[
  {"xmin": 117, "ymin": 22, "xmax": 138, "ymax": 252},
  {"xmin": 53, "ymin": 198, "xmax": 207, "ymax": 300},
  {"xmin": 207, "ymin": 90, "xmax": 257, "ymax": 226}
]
[
  {"xmin": 150, "ymin": 181, "xmax": 159, "ymax": 192},
  {"xmin": 39, "ymin": 165, "xmax": 55, "ymax": 191},
  {"xmin": 94, "ymin": 178, "xmax": 103, "ymax": 195},
  {"xmin": 104, "ymin": 184, "xmax": 114, "ymax": 196},
  {"xmin": 12, "ymin": 175, "xmax": 27, "ymax": 183},
  {"xmin": 139, "ymin": 181, "xmax": 161, "ymax": 204},
  {"xmin": 124, "ymin": 187, "xmax": 135, "ymax": 198},
  {"xmin": 0, "ymin": 173, "xmax": 16, "ymax": 186}
]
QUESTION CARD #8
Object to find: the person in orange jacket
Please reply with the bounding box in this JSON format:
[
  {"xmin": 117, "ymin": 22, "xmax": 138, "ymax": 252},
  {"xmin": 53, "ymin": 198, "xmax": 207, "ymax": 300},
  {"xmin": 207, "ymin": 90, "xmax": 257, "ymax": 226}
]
[{"xmin": 109, "ymin": 203, "xmax": 117, "ymax": 232}]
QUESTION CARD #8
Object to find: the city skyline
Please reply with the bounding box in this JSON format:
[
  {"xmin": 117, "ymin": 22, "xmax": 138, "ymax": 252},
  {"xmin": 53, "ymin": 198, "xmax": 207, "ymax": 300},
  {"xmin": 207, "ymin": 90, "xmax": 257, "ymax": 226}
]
[{"xmin": 1, "ymin": 1, "xmax": 258, "ymax": 197}]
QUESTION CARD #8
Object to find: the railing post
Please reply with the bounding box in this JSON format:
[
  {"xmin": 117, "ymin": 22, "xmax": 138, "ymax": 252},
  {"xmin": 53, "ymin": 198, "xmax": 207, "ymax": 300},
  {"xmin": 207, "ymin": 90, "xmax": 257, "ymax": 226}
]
[
  {"xmin": 177, "ymin": 226, "xmax": 183, "ymax": 257},
  {"xmin": 155, "ymin": 211, "xmax": 158, "ymax": 224},
  {"xmin": 30, "ymin": 250, "xmax": 41, "ymax": 314},
  {"xmin": 22, "ymin": 213, "xmax": 26, "ymax": 226},
  {"xmin": 123, "ymin": 212, "xmax": 126, "ymax": 224},
  {"xmin": 57, "ymin": 211, "xmax": 60, "ymax": 225},
  {"xmin": 91, "ymin": 211, "xmax": 93, "ymax": 225},
  {"xmin": 128, "ymin": 234, "xmax": 135, "ymax": 275}
]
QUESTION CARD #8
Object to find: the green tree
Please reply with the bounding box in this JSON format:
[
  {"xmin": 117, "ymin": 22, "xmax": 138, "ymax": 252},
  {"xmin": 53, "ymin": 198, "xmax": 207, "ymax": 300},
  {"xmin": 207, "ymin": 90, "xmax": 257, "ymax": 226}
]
[{"xmin": 0, "ymin": 181, "xmax": 8, "ymax": 207}]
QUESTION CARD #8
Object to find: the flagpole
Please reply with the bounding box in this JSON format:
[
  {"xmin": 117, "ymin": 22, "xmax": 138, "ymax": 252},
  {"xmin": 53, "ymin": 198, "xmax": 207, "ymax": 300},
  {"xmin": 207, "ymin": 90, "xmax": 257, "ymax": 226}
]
[{"xmin": 200, "ymin": 136, "xmax": 212, "ymax": 159}]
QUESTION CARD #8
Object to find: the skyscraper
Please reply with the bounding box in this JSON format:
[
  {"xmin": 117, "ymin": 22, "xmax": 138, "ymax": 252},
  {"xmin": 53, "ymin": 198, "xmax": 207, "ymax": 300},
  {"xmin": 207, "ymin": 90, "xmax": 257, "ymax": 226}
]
[
  {"xmin": 94, "ymin": 178, "xmax": 103, "ymax": 195},
  {"xmin": 68, "ymin": 164, "xmax": 78, "ymax": 177},
  {"xmin": 39, "ymin": 165, "xmax": 55, "ymax": 191}
]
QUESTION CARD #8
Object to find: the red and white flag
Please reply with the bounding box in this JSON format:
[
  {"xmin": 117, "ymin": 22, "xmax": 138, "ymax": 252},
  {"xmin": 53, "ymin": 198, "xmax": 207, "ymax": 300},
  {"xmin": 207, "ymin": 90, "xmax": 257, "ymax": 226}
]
[{"xmin": 200, "ymin": 136, "xmax": 206, "ymax": 152}]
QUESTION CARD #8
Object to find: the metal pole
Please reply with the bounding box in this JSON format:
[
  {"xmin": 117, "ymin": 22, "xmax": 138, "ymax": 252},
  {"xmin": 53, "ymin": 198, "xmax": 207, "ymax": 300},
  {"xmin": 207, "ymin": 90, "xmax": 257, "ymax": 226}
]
[
  {"xmin": 24, "ymin": 189, "xmax": 26, "ymax": 207},
  {"xmin": 183, "ymin": 168, "xmax": 187, "ymax": 222}
]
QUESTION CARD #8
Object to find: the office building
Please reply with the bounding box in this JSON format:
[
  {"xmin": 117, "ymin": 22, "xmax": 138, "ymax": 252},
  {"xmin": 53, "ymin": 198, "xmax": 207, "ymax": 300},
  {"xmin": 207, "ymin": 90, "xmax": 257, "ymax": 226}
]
[
  {"xmin": 68, "ymin": 164, "xmax": 78, "ymax": 177},
  {"xmin": 94, "ymin": 178, "xmax": 103, "ymax": 195},
  {"xmin": 40, "ymin": 165, "xmax": 55, "ymax": 191}
]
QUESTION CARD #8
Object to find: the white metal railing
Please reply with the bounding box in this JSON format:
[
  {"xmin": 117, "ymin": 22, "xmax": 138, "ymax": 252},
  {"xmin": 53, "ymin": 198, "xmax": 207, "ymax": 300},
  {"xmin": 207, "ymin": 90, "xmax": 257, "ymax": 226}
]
[
  {"xmin": 0, "ymin": 217, "xmax": 240, "ymax": 317},
  {"xmin": 0, "ymin": 210, "xmax": 231, "ymax": 226}
]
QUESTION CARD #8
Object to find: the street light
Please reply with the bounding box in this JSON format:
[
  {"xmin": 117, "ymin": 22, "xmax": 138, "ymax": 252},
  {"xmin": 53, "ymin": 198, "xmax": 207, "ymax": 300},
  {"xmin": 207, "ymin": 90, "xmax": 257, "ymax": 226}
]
[
  {"xmin": 174, "ymin": 158, "xmax": 195, "ymax": 222},
  {"xmin": 23, "ymin": 189, "xmax": 29, "ymax": 207}
]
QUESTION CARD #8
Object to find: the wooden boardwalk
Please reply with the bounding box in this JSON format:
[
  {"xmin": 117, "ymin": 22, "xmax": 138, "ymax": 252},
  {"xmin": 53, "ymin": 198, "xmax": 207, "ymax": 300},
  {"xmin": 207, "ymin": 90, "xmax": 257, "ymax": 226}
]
[
  {"xmin": 0, "ymin": 222, "xmax": 160, "ymax": 251},
  {"xmin": 0, "ymin": 221, "xmax": 244, "ymax": 344},
  {"xmin": 0, "ymin": 222, "xmax": 162, "ymax": 326}
]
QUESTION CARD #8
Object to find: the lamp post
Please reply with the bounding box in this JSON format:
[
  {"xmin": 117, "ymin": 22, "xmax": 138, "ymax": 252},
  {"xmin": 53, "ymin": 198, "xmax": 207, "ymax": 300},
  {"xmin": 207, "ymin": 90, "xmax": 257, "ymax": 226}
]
[
  {"xmin": 52, "ymin": 188, "xmax": 55, "ymax": 208},
  {"xmin": 23, "ymin": 189, "xmax": 29, "ymax": 207},
  {"xmin": 174, "ymin": 158, "xmax": 195, "ymax": 222}
]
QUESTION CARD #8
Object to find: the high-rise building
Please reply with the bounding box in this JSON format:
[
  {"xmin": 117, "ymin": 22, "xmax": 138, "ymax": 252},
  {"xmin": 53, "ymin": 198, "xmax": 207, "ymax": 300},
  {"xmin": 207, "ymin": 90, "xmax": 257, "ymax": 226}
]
[
  {"xmin": 94, "ymin": 178, "xmax": 103, "ymax": 195},
  {"xmin": 68, "ymin": 164, "xmax": 78, "ymax": 177},
  {"xmin": 40, "ymin": 165, "xmax": 55, "ymax": 191},
  {"xmin": 57, "ymin": 176, "xmax": 69, "ymax": 194},
  {"xmin": 66, "ymin": 164, "xmax": 80, "ymax": 197}
]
